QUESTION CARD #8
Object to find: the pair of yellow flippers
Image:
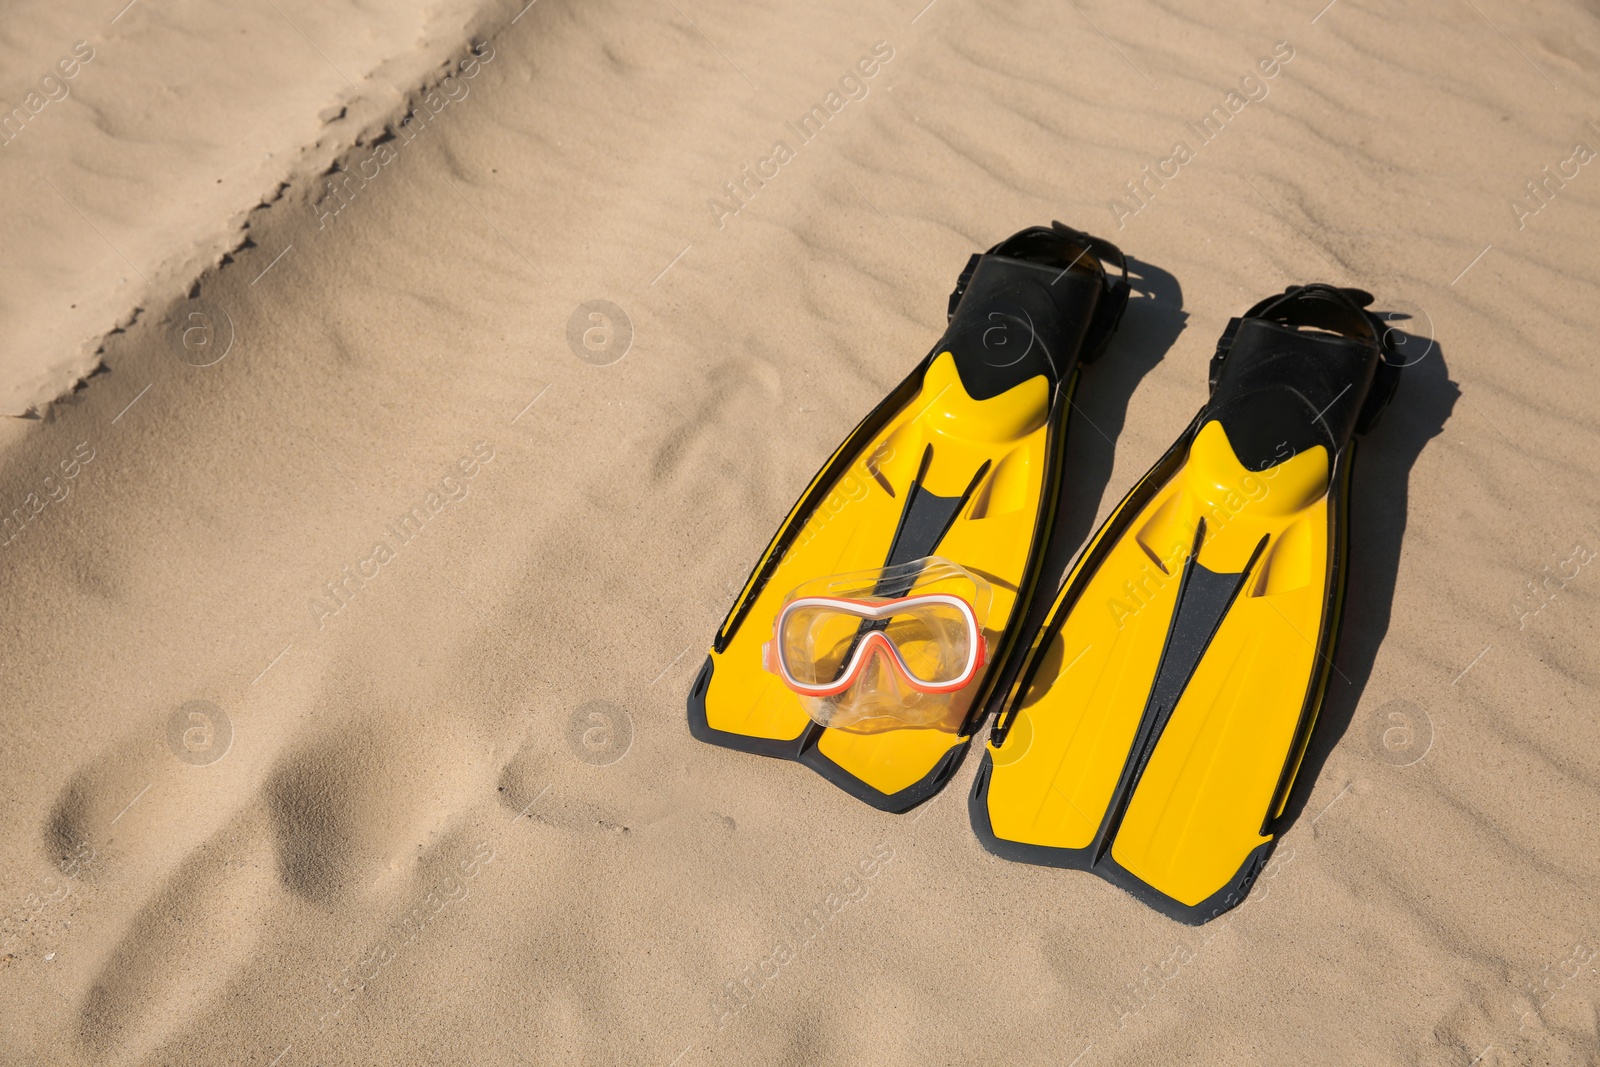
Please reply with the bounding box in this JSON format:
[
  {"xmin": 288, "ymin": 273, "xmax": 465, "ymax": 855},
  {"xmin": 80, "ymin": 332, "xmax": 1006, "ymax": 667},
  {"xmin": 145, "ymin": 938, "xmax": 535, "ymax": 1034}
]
[{"xmin": 689, "ymin": 226, "xmax": 1399, "ymax": 921}]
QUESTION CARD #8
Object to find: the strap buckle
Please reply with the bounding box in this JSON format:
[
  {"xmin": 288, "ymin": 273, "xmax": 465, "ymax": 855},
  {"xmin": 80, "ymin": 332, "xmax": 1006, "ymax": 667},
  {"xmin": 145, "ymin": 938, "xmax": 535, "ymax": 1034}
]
[
  {"xmin": 1207, "ymin": 316, "xmax": 1243, "ymax": 393},
  {"xmin": 946, "ymin": 254, "xmax": 982, "ymax": 321}
]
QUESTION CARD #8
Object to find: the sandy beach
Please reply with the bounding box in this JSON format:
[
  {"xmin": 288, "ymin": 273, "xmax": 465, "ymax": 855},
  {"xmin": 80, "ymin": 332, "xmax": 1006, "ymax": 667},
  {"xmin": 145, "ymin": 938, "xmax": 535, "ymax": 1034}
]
[{"xmin": 2, "ymin": 0, "xmax": 1598, "ymax": 1063}]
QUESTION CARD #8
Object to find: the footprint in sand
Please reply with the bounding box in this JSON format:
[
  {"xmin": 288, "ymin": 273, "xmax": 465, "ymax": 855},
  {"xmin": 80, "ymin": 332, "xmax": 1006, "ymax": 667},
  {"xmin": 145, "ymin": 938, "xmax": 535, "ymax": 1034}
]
[
  {"xmin": 45, "ymin": 696, "xmax": 241, "ymax": 888},
  {"xmin": 76, "ymin": 811, "xmax": 275, "ymax": 1064},
  {"xmin": 498, "ymin": 725, "xmax": 702, "ymax": 840},
  {"xmin": 54, "ymin": 679, "xmax": 496, "ymax": 1062},
  {"xmin": 264, "ymin": 713, "xmax": 492, "ymax": 904}
]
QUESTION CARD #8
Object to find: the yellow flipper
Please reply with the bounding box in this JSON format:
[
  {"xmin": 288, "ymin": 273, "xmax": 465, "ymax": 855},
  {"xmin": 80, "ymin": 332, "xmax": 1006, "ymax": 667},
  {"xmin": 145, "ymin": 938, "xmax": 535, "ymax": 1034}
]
[
  {"xmin": 972, "ymin": 282, "xmax": 1398, "ymax": 920},
  {"xmin": 689, "ymin": 224, "xmax": 1129, "ymax": 811}
]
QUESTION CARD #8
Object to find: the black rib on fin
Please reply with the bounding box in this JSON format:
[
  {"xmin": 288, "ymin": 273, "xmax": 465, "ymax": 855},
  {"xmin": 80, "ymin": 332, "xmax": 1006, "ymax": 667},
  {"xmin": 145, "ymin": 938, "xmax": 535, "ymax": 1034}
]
[
  {"xmin": 873, "ymin": 444, "xmax": 991, "ymax": 596},
  {"xmin": 1090, "ymin": 528, "xmax": 1269, "ymax": 864}
]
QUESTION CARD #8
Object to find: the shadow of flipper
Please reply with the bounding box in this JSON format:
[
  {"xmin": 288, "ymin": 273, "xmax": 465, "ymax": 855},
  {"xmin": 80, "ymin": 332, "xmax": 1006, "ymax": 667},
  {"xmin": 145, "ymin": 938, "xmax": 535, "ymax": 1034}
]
[{"xmin": 1278, "ymin": 325, "xmax": 1458, "ymax": 830}]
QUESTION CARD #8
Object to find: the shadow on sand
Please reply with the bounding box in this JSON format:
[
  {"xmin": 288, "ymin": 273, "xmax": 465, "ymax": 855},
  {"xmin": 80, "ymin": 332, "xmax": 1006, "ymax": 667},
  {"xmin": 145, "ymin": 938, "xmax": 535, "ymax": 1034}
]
[{"xmin": 1278, "ymin": 319, "xmax": 1459, "ymax": 829}]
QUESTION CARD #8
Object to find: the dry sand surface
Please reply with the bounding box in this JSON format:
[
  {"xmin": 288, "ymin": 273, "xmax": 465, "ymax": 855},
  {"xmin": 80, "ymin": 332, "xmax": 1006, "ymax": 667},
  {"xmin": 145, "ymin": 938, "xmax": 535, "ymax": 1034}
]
[{"xmin": 1, "ymin": 0, "xmax": 1598, "ymax": 1063}]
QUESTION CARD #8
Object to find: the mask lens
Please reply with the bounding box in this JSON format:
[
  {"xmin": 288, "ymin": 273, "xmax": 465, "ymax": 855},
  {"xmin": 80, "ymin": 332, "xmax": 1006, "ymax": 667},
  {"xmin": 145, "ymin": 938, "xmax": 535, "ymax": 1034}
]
[
  {"xmin": 778, "ymin": 603, "xmax": 861, "ymax": 687},
  {"xmin": 881, "ymin": 602, "xmax": 973, "ymax": 686}
]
